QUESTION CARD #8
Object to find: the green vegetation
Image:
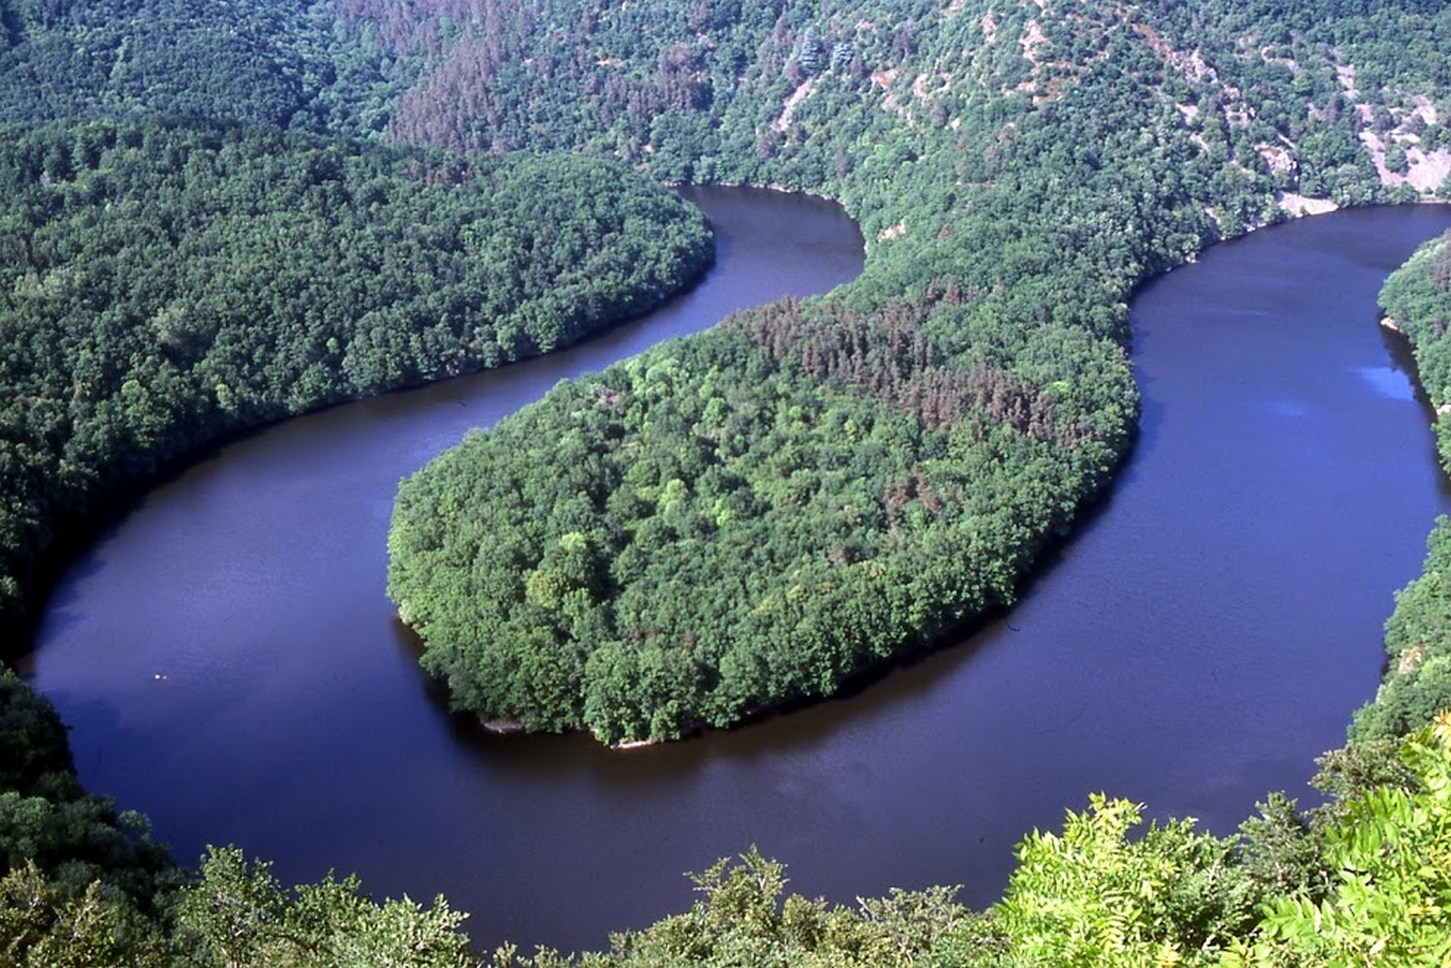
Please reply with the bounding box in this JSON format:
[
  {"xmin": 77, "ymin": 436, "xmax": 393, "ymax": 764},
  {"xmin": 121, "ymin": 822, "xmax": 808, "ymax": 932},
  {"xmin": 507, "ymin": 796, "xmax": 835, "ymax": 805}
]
[
  {"xmin": 0, "ymin": 0, "xmax": 399, "ymax": 132},
  {"xmin": 1350, "ymin": 232, "xmax": 1451, "ymax": 743},
  {"xmin": 0, "ymin": 94, "xmax": 712, "ymax": 962},
  {"xmin": 384, "ymin": 0, "xmax": 1451, "ymax": 742},
  {"xmin": 0, "ymin": 673, "xmax": 475, "ymax": 966},
  {"xmin": 0, "ymin": 118, "xmax": 711, "ymax": 638},
  {"xmin": 5, "ymin": 0, "xmax": 1451, "ymax": 963},
  {"xmin": 13, "ymin": 702, "xmax": 1447, "ymax": 965},
  {"xmin": 0, "ymin": 667, "xmax": 177, "ymax": 911},
  {"xmin": 1226, "ymin": 715, "xmax": 1451, "ymax": 966},
  {"xmin": 1355, "ymin": 517, "xmax": 1451, "ymax": 743},
  {"xmin": 1379, "ymin": 230, "xmax": 1451, "ymax": 468},
  {"xmin": 571, "ymin": 715, "xmax": 1447, "ymax": 967},
  {"xmin": 390, "ymin": 293, "xmax": 1135, "ymax": 742}
]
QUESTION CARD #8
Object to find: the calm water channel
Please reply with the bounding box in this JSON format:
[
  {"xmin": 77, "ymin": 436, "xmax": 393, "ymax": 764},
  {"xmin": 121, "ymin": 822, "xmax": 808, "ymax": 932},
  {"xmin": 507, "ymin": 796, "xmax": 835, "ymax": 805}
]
[{"xmin": 26, "ymin": 193, "xmax": 1451, "ymax": 954}]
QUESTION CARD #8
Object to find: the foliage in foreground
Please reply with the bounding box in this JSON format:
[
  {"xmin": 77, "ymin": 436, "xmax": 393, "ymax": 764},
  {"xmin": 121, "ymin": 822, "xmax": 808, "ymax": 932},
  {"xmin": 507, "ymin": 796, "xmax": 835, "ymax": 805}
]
[
  {"xmin": 494, "ymin": 711, "xmax": 1451, "ymax": 966},
  {"xmin": 11, "ymin": 700, "xmax": 1449, "ymax": 966},
  {"xmin": 1, "ymin": 847, "xmax": 475, "ymax": 967},
  {"xmin": 1228, "ymin": 712, "xmax": 1451, "ymax": 966}
]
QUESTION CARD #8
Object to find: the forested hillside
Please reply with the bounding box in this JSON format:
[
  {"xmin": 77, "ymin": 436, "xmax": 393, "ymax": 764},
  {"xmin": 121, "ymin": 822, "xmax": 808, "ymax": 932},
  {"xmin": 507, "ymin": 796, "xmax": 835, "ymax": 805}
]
[
  {"xmin": 386, "ymin": 0, "xmax": 1451, "ymax": 742},
  {"xmin": 0, "ymin": 120, "xmax": 711, "ymax": 639},
  {"xmin": 4, "ymin": 0, "xmax": 1451, "ymax": 963},
  {"xmin": 0, "ymin": 0, "xmax": 398, "ymax": 131}
]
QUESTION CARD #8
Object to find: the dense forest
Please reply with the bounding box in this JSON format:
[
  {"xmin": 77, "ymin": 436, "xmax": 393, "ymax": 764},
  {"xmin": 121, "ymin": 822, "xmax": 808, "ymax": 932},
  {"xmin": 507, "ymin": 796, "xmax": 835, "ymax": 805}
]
[
  {"xmin": 4, "ymin": 0, "xmax": 1451, "ymax": 963},
  {"xmin": 0, "ymin": 119, "xmax": 712, "ymax": 639},
  {"xmin": 389, "ymin": 291, "xmax": 1135, "ymax": 742},
  {"xmin": 0, "ymin": 0, "xmax": 400, "ymax": 131}
]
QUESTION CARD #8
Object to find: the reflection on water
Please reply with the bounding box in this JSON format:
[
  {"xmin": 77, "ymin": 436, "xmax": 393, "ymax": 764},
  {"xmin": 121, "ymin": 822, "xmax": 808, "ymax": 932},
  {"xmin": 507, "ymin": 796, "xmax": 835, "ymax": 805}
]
[{"xmin": 1356, "ymin": 364, "xmax": 1417, "ymax": 400}]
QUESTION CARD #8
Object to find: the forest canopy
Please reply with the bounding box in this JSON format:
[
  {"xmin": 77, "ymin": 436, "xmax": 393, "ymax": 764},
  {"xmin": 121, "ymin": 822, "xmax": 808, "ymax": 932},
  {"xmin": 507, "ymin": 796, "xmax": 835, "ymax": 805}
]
[
  {"xmin": 0, "ymin": 0, "xmax": 399, "ymax": 132},
  {"xmin": 388, "ymin": 292, "xmax": 1135, "ymax": 743},
  {"xmin": 0, "ymin": 118, "xmax": 712, "ymax": 636}
]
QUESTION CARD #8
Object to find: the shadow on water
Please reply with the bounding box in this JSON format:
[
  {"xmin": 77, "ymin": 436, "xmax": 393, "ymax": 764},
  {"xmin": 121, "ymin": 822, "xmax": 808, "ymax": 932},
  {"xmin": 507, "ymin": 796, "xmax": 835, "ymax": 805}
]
[
  {"xmin": 10, "ymin": 431, "xmax": 246, "ymax": 666},
  {"xmin": 1379, "ymin": 322, "xmax": 1451, "ymax": 501}
]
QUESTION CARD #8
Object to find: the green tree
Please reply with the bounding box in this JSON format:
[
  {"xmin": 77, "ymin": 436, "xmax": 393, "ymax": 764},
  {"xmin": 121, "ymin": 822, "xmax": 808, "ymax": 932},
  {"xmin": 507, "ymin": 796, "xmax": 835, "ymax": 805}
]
[
  {"xmin": 1230, "ymin": 711, "xmax": 1451, "ymax": 965},
  {"xmin": 175, "ymin": 846, "xmax": 474, "ymax": 968},
  {"xmin": 992, "ymin": 794, "xmax": 1254, "ymax": 965},
  {"xmin": 796, "ymin": 26, "xmax": 823, "ymax": 77},
  {"xmin": 1385, "ymin": 140, "xmax": 1409, "ymax": 175}
]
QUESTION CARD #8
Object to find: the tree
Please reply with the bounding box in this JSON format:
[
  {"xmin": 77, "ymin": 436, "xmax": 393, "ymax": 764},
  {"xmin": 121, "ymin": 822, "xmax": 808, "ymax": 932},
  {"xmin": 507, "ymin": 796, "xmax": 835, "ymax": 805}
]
[
  {"xmin": 1385, "ymin": 140, "xmax": 1409, "ymax": 175},
  {"xmin": 796, "ymin": 26, "xmax": 823, "ymax": 77},
  {"xmin": 0, "ymin": 862, "xmax": 168, "ymax": 967},
  {"xmin": 992, "ymin": 795, "xmax": 1255, "ymax": 965},
  {"xmin": 175, "ymin": 846, "xmax": 474, "ymax": 968},
  {"xmin": 1230, "ymin": 711, "xmax": 1451, "ymax": 965}
]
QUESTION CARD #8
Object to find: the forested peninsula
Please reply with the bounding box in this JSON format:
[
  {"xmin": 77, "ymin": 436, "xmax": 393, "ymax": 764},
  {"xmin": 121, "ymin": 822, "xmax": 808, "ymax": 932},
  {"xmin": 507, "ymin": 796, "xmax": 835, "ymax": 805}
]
[{"xmin": 5, "ymin": 0, "xmax": 1451, "ymax": 963}]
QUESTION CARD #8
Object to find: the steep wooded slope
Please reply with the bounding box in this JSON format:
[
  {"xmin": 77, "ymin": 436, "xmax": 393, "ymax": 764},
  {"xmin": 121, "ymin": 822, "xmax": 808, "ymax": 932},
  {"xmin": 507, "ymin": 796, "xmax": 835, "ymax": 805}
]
[{"xmin": 387, "ymin": 0, "xmax": 1451, "ymax": 742}]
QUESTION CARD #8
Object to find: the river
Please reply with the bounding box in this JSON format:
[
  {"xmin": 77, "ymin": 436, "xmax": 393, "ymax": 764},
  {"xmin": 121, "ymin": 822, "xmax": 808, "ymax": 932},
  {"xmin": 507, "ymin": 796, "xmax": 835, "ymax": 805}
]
[{"xmin": 25, "ymin": 192, "xmax": 1451, "ymax": 954}]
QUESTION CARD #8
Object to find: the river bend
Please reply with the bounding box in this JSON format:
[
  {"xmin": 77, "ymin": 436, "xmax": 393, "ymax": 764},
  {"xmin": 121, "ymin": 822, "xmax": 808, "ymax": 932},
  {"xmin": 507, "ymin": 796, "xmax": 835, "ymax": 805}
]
[{"xmin": 27, "ymin": 193, "xmax": 1451, "ymax": 953}]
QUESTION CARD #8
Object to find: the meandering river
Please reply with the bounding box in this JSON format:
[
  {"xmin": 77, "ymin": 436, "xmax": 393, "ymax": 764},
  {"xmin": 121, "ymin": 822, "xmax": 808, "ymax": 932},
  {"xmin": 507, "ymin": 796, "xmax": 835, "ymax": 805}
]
[{"xmin": 26, "ymin": 192, "xmax": 1451, "ymax": 953}]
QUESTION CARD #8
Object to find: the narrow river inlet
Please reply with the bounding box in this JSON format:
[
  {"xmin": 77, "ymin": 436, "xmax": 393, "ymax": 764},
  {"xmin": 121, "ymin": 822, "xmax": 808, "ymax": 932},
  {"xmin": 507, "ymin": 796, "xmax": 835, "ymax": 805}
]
[{"xmin": 25, "ymin": 193, "xmax": 1451, "ymax": 954}]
